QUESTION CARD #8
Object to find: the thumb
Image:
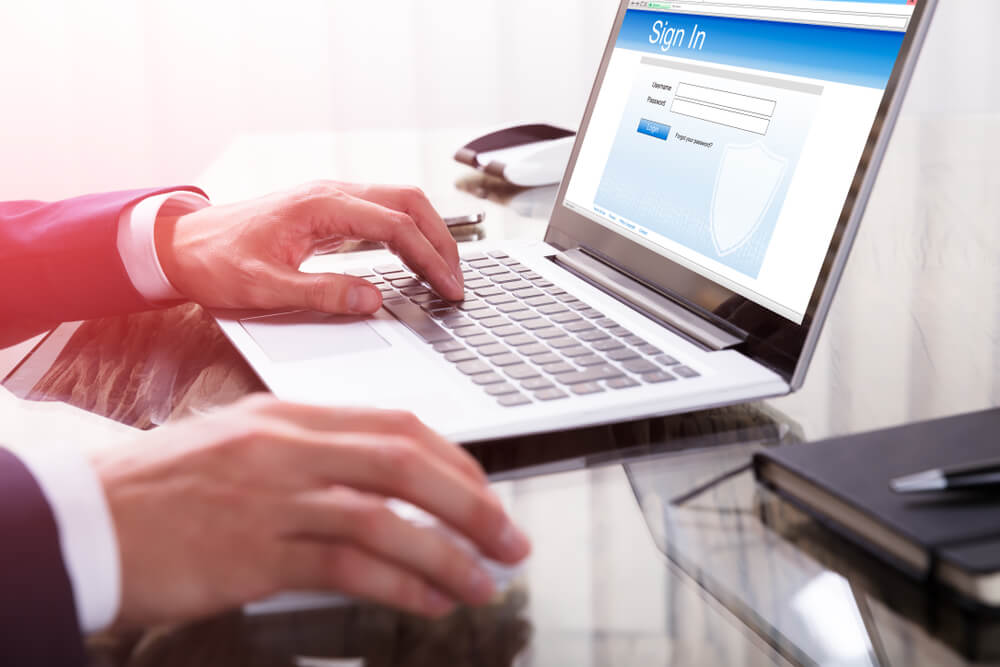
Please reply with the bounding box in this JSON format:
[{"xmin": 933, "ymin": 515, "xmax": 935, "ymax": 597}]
[{"xmin": 270, "ymin": 267, "xmax": 384, "ymax": 315}]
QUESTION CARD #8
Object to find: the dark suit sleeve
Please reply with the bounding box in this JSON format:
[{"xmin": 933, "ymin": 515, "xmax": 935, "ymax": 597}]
[
  {"xmin": 0, "ymin": 448, "xmax": 86, "ymax": 666},
  {"xmin": 0, "ymin": 186, "xmax": 207, "ymax": 322}
]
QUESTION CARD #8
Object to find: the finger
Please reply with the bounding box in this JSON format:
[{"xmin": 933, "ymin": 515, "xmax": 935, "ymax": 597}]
[
  {"xmin": 333, "ymin": 184, "xmax": 461, "ymax": 280},
  {"xmin": 276, "ymin": 541, "xmax": 457, "ymax": 618},
  {"xmin": 253, "ymin": 402, "xmax": 487, "ymax": 486},
  {"xmin": 284, "ymin": 487, "xmax": 496, "ymax": 605},
  {"xmin": 269, "ymin": 429, "xmax": 530, "ymax": 563},
  {"xmin": 296, "ymin": 188, "xmax": 464, "ymax": 301},
  {"xmin": 263, "ymin": 267, "xmax": 384, "ymax": 315}
]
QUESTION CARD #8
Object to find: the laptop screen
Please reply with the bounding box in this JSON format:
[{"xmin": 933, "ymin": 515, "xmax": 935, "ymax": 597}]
[{"xmin": 562, "ymin": 0, "xmax": 917, "ymax": 324}]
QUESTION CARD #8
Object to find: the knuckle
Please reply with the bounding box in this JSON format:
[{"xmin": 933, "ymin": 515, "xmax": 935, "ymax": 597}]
[
  {"xmin": 373, "ymin": 438, "xmax": 418, "ymax": 488},
  {"xmin": 383, "ymin": 410, "xmax": 423, "ymax": 433},
  {"xmin": 392, "ymin": 212, "xmax": 418, "ymax": 234},
  {"xmin": 402, "ymin": 185, "xmax": 426, "ymax": 202}
]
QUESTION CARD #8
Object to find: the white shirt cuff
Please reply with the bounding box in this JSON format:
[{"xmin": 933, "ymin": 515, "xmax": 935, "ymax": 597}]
[
  {"xmin": 117, "ymin": 191, "xmax": 211, "ymax": 303},
  {"xmin": 8, "ymin": 445, "xmax": 120, "ymax": 635}
]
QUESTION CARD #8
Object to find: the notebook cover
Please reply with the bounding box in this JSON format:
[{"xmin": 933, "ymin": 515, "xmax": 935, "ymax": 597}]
[{"xmin": 753, "ymin": 408, "xmax": 1000, "ymax": 577}]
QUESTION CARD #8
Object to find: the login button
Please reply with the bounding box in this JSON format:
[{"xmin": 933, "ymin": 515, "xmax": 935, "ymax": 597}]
[{"xmin": 637, "ymin": 119, "xmax": 671, "ymax": 140}]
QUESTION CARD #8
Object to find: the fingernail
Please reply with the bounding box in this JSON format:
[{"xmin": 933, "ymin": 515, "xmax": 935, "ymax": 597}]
[
  {"xmin": 499, "ymin": 523, "xmax": 532, "ymax": 560},
  {"xmin": 467, "ymin": 566, "xmax": 496, "ymax": 602},
  {"xmin": 348, "ymin": 286, "xmax": 381, "ymax": 313},
  {"xmin": 425, "ymin": 588, "xmax": 457, "ymax": 617}
]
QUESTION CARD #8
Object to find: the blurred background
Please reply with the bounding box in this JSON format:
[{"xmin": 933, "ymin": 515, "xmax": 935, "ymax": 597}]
[{"xmin": 0, "ymin": 0, "xmax": 997, "ymax": 200}]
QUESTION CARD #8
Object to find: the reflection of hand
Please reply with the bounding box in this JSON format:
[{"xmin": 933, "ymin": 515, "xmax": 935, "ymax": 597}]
[
  {"xmin": 154, "ymin": 182, "xmax": 465, "ymax": 314},
  {"xmin": 93, "ymin": 395, "xmax": 530, "ymax": 630}
]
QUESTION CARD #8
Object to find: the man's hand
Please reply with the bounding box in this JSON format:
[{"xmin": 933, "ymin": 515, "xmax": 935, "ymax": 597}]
[
  {"xmin": 92, "ymin": 396, "xmax": 530, "ymax": 630},
  {"xmin": 154, "ymin": 182, "xmax": 465, "ymax": 314}
]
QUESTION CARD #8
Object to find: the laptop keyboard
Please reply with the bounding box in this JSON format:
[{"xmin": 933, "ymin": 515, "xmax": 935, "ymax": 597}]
[{"xmin": 349, "ymin": 251, "xmax": 700, "ymax": 407}]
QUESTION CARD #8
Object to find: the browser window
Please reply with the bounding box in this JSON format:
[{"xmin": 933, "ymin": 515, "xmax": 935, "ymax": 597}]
[{"xmin": 563, "ymin": 0, "xmax": 917, "ymax": 323}]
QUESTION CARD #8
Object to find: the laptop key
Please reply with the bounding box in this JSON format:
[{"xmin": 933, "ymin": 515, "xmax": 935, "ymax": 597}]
[
  {"xmin": 461, "ymin": 252, "xmax": 488, "ymax": 261},
  {"xmin": 486, "ymin": 382, "xmax": 520, "ymax": 397},
  {"xmin": 637, "ymin": 344, "xmax": 663, "ymax": 356},
  {"xmin": 456, "ymin": 360, "xmax": 491, "ymax": 375},
  {"xmin": 536, "ymin": 388, "xmax": 570, "ymax": 401},
  {"xmin": 467, "ymin": 308, "xmax": 500, "ymax": 321},
  {"xmin": 566, "ymin": 300, "xmax": 589, "ymax": 310},
  {"xmin": 607, "ymin": 377, "xmax": 641, "ymax": 390},
  {"xmin": 487, "ymin": 250, "xmax": 509, "ymax": 259},
  {"xmin": 513, "ymin": 288, "xmax": 543, "ymax": 300},
  {"xmin": 507, "ymin": 334, "xmax": 537, "ymax": 347},
  {"xmin": 534, "ymin": 327, "xmax": 564, "ymax": 340},
  {"xmin": 478, "ymin": 343, "xmax": 509, "ymax": 357},
  {"xmin": 560, "ymin": 345, "xmax": 591, "ymax": 358},
  {"xmin": 509, "ymin": 263, "xmax": 532, "ymax": 273},
  {"xmin": 382, "ymin": 298, "xmax": 453, "ymax": 344},
  {"xmin": 410, "ymin": 292, "xmax": 438, "ymax": 304},
  {"xmin": 532, "ymin": 353, "xmax": 562, "ymax": 366},
  {"xmin": 441, "ymin": 317, "xmax": 473, "ymax": 329},
  {"xmin": 674, "ymin": 366, "xmax": 701, "ymax": 379},
  {"xmin": 472, "ymin": 372, "xmax": 506, "ymax": 386},
  {"xmin": 390, "ymin": 277, "xmax": 422, "ymax": 289},
  {"xmin": 519, "ymin": 343, "xmax": 550, "ymax": 357},
  {"xmin": 541, "ymin": 362, "xmax": 576, "ymax": 375},
  {"xmin": 607, "ymin": 326, "xmax": 631, "ymax": 337},
  {"xmin": 480, "ymin": 316, "xmax": 513, "ymax": 329},
  {"xmin": 454, "ymin": 326, "xmax": 487, "ymax": 338},
  {"xmin": 466, "ymin": 335, "xmax": 497, "ymax": 348},
  {"xmin": 606, "ymin": 348, "xmax": 640, "ymax": 362},
  {"xmin": 374, "ymin": 264, "xmax": 403, "ymax": 274},
  {"xmin": 491, "ymin": 273, "xmax": 523, "ymax": 284},
  {"xmin": 457, "ymin": 299, "xmax": 489, "ymax": 311},
  {"xmin": 502, "ymin": 281, "xmax": 533, "ymax": 292},
  {"xmin": 538, "ymin": 303, "xmax": 568, "ymax": 316},
  {"xmin": 509, "ymin": 310, "xmax": 540, "ymax": 322},
  {"xmin": 505, "ymin": 364, "xmax": 541, "ymax": 381},
  {"xmin": 526, "ymin": 295, "xmax": 555, "ymax": 307},
  {"xmin": 481, "ymin": 266, "xmax": 511, "ymax": 277},
  {"xmin": 593, "ymin": 339, "xmax": 625, "ymax": 352},
  {"xmin": 433, "ymin": 340, "xmax": 465, "ymax": 353},
  {"xmin": 550, "ymin": 311, "xmax": 581, "ymax": 324},
  {"xmin": 485, "ymin": 294, "xmax": 517, "ymax": 306},
  {"xmin": 642, "ymin": 371, "xmax": 677, "ymax": 384},
  {"xmin": 565, "ymin": 321, "xmax": 595, "ymax": 334},
  {"xmin": 401, "ymin": 285, "xmax": 430, "ymax": 297},
  {"xmin": 571, "ymin": 382, "xmax": 605, "ymax": 396},
  {"xmin": 655, "ymin": 355, "xmax": 680, "ymax": 366},
  {"xmin": 520, "ymin": 318, "xmax": 551, "ymax": 331},
  {"xmin": 493, "ymin": 325, "xmax": 524, "ymax": 338},
  {"xmin": 497, "ymin": 302, "xmax": 529, "ymax": 314},
  {"xmin": 624, "ymin": 335, "xmax": 647, "ymax": 346},
  {"xmin": 469, "ymin": 260, "xmax": 497, "ymax": 269},
  {"xmin": 465, "ymin": 279, "xmax": 493, "ymax": 290},
  {"xmin": 548, "ymin": 337, "xmax": 579, "ymax": 350},
  {"xmin": 555, "ymin": 364, "xmax": 624, "ymax": 385},
  {"xmin": 498, "ymin": 393, "xmax": 532, "ymax": 407},
  {"xmin": 521, "ymin": 377, "xmax": 554, "ymax": 391},
  {"xmin": 578, "ymin": 330, "xmax": 610, "ymax": 343},
  {"xmin": 474, "ymin": 286, "xmax": 504, "ymax": 298},
  {"xmin": 580, "ymin": 308, "xmax": 604, "ymax": 319},
  {"xmin": 575, "ymin": 354, "xmax": 607, "ymax": 367},
  {"xmin": 490, "ymin": 353, "xmax": 523, "ymax": 367},
  {"xmin": 623, "ymin": 359, "xmax": 658, "ymax": 374},
  {"xmin": 594, "ymin": 318, "xmax": 619, "ymax": 329},
  {"xmin": 445, "ymin": 350, "xmax": 477, "ymax": 363}
]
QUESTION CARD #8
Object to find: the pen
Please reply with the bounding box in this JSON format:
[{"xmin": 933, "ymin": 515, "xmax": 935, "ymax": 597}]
[{"xmin": 891, "ymin": 458, "xmax": 1000, "ymax": 493}]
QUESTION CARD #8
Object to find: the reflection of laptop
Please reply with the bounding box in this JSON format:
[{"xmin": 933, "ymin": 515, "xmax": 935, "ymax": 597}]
[{"xmin": 216, "ymin": 0, "xmax": 936, "ymax": 443}]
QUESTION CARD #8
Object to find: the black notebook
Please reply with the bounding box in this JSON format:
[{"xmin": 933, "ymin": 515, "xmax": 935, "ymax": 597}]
[{"xmin": 754, "ymin": 408, "xmax": 1000, "ymax": 606}]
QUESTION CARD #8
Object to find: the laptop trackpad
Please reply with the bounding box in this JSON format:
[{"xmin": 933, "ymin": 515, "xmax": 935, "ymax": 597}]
[{"xmin": 240, "ymin": 311, "xmax": 390, "ymax": 363}]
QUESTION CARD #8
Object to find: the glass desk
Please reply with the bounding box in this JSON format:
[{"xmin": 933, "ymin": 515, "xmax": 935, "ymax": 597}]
[{"xmin": 6, "ymin": 108, "xmax": 1000, "ymax": 665}]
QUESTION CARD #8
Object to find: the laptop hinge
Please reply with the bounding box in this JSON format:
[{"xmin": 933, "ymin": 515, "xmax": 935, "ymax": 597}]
[{"xmin": 552, "ymin": 248, "xmax": 745, "ymax": 351}]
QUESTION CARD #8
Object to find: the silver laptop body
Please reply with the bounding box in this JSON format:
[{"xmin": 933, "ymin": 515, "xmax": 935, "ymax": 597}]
[{"xmin": 216, "ymin": 0, "xmax": 937, "ymax": 443}]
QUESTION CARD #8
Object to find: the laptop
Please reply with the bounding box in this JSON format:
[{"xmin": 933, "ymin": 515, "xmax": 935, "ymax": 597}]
[{"xmin": 215, "ymin": 0, "xmax": 936, "ymax": 443}]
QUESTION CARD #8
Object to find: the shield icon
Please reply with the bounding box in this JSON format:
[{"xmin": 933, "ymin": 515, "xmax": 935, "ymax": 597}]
[{"xmin": 709, "ymin": 143, "xmax": 788, "ymax": 256}]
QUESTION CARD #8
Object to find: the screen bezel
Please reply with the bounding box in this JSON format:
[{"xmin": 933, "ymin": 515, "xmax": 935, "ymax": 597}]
[{"xmin": 546, "ymin": 0, "xmax": 937, "ymax": 386}]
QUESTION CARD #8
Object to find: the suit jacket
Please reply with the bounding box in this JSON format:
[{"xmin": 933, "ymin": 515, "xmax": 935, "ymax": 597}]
[
  {"xmin": 0, "ymin": 187, "xmax": 206, "ymax": 322},
  {"xmin": 0, "ymin": 186, "xmax": 204, "ymax": 665},
  {"xmin": 0, "ymin": 449, "xmax": 86, "ymax": 666}
]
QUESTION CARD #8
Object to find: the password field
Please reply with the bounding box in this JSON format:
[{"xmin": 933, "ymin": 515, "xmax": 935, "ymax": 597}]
[{"xmin": 670, "ymin": 98, "xmax": 771, "ymax": 135}]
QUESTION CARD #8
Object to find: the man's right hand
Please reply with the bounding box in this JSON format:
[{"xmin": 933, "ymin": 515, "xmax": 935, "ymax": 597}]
[{"xmin": 91, "ymin": 395, "xmax": 530, "ymax": 630}]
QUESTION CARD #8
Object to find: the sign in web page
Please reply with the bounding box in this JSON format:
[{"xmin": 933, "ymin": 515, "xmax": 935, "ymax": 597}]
[{"xmin": 564, "ymin": 1, "xmax": 916, "ymax": 323}]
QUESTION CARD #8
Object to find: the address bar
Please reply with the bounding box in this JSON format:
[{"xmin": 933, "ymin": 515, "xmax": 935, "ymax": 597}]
[{"xmin": 654, "ymin": 2, "xmax": 908, "ymax": 29}]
